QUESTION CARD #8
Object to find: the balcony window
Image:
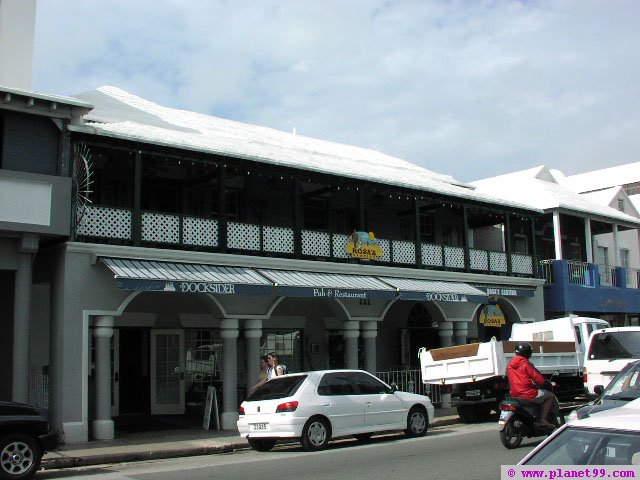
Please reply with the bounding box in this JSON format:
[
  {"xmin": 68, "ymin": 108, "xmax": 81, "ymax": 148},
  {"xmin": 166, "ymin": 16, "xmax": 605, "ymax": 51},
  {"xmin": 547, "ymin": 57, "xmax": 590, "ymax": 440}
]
[
  {"xmin": 513, "ymin": 234, "xmax": 528, "ymax": 254},
  {"xmin": 304, "ymin": 197, "xmax": 328, "ymax": 230}
]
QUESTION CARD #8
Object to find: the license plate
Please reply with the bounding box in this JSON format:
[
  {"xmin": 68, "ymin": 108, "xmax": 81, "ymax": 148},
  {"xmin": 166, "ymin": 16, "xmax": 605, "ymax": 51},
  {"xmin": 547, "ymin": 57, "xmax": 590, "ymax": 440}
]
[
  {"xmin": 499, "ymin": 410, "xmax": 509, "ymax": 421},
  {"xmin": 466, "ymin": 389, "xmax": 481, "ymax": 398},
  {"xmin": 250, "ymin": 423, "xmax": 268, "ymax": 431}
]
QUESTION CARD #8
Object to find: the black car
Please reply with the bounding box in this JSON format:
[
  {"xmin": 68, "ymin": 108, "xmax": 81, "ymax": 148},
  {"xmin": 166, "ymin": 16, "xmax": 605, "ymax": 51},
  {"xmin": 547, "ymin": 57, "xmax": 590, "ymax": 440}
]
[
  {"xmin": 0, "ymin": 401, "xmax": 58, "ymax": 480},
  {"xmin": 568, "ymin": 360, "xmax": 640, "ymax": 421}
]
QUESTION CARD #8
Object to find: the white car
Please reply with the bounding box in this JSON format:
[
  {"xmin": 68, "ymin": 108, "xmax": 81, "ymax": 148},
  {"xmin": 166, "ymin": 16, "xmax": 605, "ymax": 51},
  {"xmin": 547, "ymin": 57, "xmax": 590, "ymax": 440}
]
[
  {"xmin": 519, "ymin": 402, "xmax": 640, "ymax": 465},
  {"xmin": 237, "ymin": 369, "xmax": 435, "ymax": 452}
]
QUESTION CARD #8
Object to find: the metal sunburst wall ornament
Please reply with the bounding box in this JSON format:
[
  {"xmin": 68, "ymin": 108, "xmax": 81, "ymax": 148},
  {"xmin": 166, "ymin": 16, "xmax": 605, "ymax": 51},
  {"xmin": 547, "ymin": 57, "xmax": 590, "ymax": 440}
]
[{"xmin": 72, "ymin": 142, "xmax": 94, "ymax": 230}]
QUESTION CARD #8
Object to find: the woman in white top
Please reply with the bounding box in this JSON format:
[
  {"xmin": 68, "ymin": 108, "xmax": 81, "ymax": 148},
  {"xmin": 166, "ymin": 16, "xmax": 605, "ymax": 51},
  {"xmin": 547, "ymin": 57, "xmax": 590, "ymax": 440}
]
[{"xmin": 267, "ymin": 352, "xmax": 284, "ymax": 380}]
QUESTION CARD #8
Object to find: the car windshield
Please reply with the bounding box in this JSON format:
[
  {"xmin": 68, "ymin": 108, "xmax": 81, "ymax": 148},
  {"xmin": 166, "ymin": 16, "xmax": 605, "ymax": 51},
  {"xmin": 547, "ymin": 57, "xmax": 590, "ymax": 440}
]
[
  {"xmin": 523, "ymin": 427, "xmax": 640, "ymax": 465},
  {"xmin": 588, "ymin": 332, "xmax": 640, "ymax": 360},
  {"xmin": 245, "ymin": 375, "xmax": 307, "ymax": 401},
  {"xmin": 602, "ymin": 363, "xmax": 640, "ymax": 401}
]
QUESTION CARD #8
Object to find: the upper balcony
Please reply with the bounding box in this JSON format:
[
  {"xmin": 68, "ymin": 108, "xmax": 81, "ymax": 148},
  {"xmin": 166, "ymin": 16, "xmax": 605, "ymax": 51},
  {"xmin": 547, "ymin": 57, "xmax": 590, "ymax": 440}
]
[
  {"xmin": 540, "ymin": 259, "xmax": 640, "ymax": 315},
  {"xmin": 75, "ymin": 204, "xmax": 536, "ymax": 278}
]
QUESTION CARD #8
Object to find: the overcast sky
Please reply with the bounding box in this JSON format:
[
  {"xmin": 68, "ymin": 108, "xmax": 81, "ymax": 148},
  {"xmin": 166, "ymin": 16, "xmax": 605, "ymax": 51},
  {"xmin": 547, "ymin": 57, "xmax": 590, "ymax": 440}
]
[{"xmin": 32, "ymin": 0, "xmax": 640, "ymax": 183}]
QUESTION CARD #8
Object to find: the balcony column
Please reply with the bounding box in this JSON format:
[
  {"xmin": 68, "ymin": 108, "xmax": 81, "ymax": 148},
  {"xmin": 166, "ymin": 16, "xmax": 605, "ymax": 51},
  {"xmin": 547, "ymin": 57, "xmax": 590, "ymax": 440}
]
[
  {"xmin": 361, "ymin": 321, "xmax": 377, "ymax": 374},
  {"xmin": 244, "ymin": 320, "xmax": 262, "ymax": 394},
  {"xmin": 462, "ymin": 206, "xmax": 470, "ymax": 272},
  {"xmin": 553, "ymin": 211, "xmax": 563, "ymax": 259},
  {"xmin": 438, "ymin": 321, "xmax": 454, "ymax": 408},
  {"xmin": 218, "ymin": 165, "xmax": 227, "ymax": 252},
  {"xmin": 584, "ymin": 218, "xmax": 594, "ymax": 263},
  {"xmin": 613, "ymin": 224, "xmax": 620, "ymax": 266},
  {"xmin": 13, "ymin": 233, "xmax": 38, "ymax": 403},
  {"xmin": 92, "ymin": 315, "xmax": 114, "ymax": 440},
  {"xmin": 220, "ymin": 319, "xmax": 239, "ymax": 429},
  {"xmin": 343, "ymin": 321, "xmax": 360, "ymax": 369}
]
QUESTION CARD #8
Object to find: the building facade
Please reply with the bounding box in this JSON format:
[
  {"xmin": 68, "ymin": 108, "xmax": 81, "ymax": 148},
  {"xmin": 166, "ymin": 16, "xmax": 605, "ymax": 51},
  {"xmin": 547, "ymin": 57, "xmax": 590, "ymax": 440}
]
[
  {"xmin": 0, "ymin": 85, "xmax": 549, "ymax": 443},
  {"xmin": 472, "ymin": 166, "xmax": 640, "ymax": 326}
]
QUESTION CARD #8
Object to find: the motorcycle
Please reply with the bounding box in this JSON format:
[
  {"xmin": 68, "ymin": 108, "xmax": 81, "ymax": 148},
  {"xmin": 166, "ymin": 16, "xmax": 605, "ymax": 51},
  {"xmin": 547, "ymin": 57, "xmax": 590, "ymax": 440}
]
[{"xmin": 498, "ymin": 379, "xmax": 564, "ymax": 449}]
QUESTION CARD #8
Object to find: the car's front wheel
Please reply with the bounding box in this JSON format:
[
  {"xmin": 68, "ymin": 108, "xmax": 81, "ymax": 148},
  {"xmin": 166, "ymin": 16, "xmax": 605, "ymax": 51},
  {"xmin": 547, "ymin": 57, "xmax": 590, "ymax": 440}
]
[
  {"xmin": 405, "ymin": 406, "xmax": 428, "ymax": 437},
  {"xmin": 0, "ymin": 434, "xmax": 42, "ymax": 480},
  {"xmin": 247, "ymin": 438, "xmax": 277, "ymax": 452},
  {"xmin": 301, "ymin": 416, "xmax": 331, "ymax": 451}
]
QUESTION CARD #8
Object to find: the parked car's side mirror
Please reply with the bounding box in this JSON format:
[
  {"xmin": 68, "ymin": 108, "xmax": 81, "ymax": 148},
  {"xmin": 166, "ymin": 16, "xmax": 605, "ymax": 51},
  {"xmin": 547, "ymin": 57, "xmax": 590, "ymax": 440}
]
[
  {"xmin": 594, "ymin": 385, "xmax": 604, "ymax": 395},
  {"xmin": 390, "ymin": 383, "xmax": 398, "ymax": 393}
]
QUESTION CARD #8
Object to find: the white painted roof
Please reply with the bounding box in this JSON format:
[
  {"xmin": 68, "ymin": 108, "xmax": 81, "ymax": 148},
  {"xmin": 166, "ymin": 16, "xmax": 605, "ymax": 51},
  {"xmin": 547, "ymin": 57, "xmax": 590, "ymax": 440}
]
[
  {"xmin": 70, "ymin": 86, "xmax": 540, "ymax": 211},
  {"xmin": 561, "ymin": 162, "xmax": 640, "ymax": 193},
  {"xmin": 470, "ymin": 165, "xmax": 640, "ymax": 225},
  {"xmin": 0, "ymin": 84, "xmax": 93, "ymax": 108}
]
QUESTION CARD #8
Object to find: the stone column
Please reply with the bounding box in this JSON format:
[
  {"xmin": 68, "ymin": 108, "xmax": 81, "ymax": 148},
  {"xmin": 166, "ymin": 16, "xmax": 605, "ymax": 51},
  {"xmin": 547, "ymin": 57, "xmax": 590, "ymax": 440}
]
[
  {"xmin": 438, "ymin": 321, "xmax": 454, "ymax": 408},
  {"xmin": 584, "ymin": 218, "xmax": 593, "ymax": 263},
  {"xmin": 361, "ymin": 321, "xmax": 378, "ymax": 374},
  {"xmin": 438, "ymin": 321, "xmax": 454, "ymax": 348},
  {"xmin": 453, "ymin": 321, "xmax": 468, "ymax": 346},
  {"xmin": 92, "ymin": 315, "xmax": 114, "ymax": 440},
  {"xmin": 553, "ymin": 211, "xmax": 563, "ymax": 260},
  {"xmin": 12, "ymin": 233, "xmax": 38, "ymax": 403},
  {"xmin": 613, "ymin": 224, "xmax": 620, "ymax": 266},
  {"xmin": 343, "ymin": 320, "xmax": 360, "ymax": 369},
  {"xmin": 244, "ymin": 319, "xmax": 262, "ymax": 393},
  {"xmin": 220, "ymin": 319, "xmax": 239, "ymax": 429}
]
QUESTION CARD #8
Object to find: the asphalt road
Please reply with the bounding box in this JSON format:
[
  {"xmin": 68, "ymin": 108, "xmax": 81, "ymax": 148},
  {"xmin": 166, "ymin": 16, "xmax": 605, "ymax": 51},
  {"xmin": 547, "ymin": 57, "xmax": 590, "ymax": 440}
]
[{"xmin": 40, "ymin": 423, "xmax": 545, "ymax": 480}]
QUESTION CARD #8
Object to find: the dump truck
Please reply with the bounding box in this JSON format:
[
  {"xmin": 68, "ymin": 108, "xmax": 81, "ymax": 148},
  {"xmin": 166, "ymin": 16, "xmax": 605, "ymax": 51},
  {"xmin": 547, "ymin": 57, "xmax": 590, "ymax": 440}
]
[{"xmin": 419, "ymin": 316, "xmax": 609, "ymax": 422}]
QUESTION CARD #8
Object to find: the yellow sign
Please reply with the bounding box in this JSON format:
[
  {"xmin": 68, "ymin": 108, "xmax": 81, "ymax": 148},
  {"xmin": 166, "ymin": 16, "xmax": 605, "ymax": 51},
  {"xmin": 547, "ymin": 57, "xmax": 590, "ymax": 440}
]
[
  {"xmin": 345, "ymin": 231, "xmax": 382, "ymax": 260},
  {"xmin": 479, "ymin": 304, "xmax": 506, "ymax": 327}
]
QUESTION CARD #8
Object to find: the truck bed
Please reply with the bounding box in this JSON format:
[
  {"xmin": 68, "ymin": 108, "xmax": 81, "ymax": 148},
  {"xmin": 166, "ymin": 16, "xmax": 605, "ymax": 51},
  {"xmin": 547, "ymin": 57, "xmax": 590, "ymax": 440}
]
[{"xmin": 420, "ymin": 339, "xmax": 581, "ymax": 385}]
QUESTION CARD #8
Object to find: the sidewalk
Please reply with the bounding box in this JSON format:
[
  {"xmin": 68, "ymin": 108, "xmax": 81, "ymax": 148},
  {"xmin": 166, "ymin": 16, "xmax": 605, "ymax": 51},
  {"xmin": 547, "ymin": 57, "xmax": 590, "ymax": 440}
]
[{"xmin": 42, "ymin": 407, "xmax": 460, "ymax": 470}]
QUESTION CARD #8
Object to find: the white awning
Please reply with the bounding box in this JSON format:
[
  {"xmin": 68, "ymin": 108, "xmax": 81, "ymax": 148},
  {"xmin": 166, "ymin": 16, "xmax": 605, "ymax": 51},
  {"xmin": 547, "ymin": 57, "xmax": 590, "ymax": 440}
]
[
  {"xmin": 380, "ymin": 277, "xmax": 489, "ymax": 303},
  {"xmin": 257, "ymin": 269, "xmax": 397, "ymax": 300},
  {"xmin": 100, "ymin": 257, "xmax": 274, "ymax": 295},
  {"xmin": 100, "ymin": 257, "xmax": 489, "ymax": 303}
]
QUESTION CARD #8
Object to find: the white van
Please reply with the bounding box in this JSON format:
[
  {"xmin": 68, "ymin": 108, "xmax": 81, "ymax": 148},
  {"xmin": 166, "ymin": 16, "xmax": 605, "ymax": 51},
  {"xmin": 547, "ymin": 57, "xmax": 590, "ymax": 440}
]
[{"xmin": 583, "ymin": 327, "xmax": 640, "ymax": 395}]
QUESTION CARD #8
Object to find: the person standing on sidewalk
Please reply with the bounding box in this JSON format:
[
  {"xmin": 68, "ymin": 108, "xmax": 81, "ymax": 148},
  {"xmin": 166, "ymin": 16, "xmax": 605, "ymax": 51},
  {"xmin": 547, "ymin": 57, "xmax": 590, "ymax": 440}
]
[
  {"xmin": 251, "ymin": 356, "xmax": 269, "ymax": 392},
  {"xmin": 267, "ymin": 352, "xmax": 285, "ymax": 379}
]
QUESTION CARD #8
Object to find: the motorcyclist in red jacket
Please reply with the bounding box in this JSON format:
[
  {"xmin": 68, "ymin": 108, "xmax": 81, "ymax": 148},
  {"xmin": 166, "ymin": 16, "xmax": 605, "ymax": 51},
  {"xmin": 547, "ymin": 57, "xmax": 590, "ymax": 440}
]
[{"xmin": 506, "ymin": 342, "xmax": 555, "ymax": 428}]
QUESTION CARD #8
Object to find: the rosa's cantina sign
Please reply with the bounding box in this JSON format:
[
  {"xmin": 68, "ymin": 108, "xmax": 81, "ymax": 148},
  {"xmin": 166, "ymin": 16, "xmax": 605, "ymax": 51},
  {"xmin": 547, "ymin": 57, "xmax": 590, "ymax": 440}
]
[{"xmin": 345, "ymin": 231, "xmax": 382, "ymax": 260}]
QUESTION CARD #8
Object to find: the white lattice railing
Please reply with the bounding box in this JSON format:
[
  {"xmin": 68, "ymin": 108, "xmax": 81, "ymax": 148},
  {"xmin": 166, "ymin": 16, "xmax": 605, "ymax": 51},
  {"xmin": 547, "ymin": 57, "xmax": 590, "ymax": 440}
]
[
  {"xmin": 75, "ymin": 204, "xmax": 537, "ymax": 278},
  {"xmin": 511, "ymin": 253, "xmax": 533, "ymax": 275},
  {"xmin": 76, "ymin": 205, "xmax": 132, "ymax": 239}
]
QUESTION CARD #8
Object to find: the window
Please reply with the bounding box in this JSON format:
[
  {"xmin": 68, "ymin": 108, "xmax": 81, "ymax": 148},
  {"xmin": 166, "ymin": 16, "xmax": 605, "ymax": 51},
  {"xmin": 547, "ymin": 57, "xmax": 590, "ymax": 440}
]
[
  {"xmin": 351, "ymin": 371, "xmax": 392, "ymax": 394},
  {"xmin": 419, "ymin": 212, "xmax": 434, "ymax": 243},
  {"xmin": 524, "ymin": 427, "xmax": 640, "ymax": 465},
  {"xmin": 621, "ymin": 249, "xmax": 630, "ymax": 269},
  {"xmin": 185, "ymin": 330, "xmax": 222, "ymax": 399},
  {"xmin": 597, "ymin": 246, "xmax": 609, "ymax": 267},
  {"xmin": 304, "ymin": 197, "xmax": 328, "ymax": 230},
  {"xmin": 567, "ymin": 241, "xmax": 582, "ymax": 261},
  {"xmin": 588, "ymin": 332, "xmax": 640, "ymax": 360},
  {"xmin": 318, "ymin": 373, "xmax": 356, "ymax": 396},
  {"xmin": 261, "ymin": 329, "xmax": 302, "ymax": 373},
  {"xmin": 513, "ymin": 234, "xmax": 528, "ymax": 254},
  {"xmin": 246, "ymin": 375, "xmax": 307, "ymax": 401},
  {"xmin": 618, "ymin": 198, "xmax": 625, "ymax": 211}
]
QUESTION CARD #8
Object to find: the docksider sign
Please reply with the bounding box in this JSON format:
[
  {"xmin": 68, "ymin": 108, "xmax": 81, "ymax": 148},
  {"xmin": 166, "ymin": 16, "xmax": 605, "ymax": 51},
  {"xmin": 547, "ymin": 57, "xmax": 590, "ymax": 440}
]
[
  {"xmin": 399, "ymin": 290, "xmax": 487, "ymax": 303},
  {"xmin": 116, "ymin": 278, "xmax": 274, "ymax": 296}
]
